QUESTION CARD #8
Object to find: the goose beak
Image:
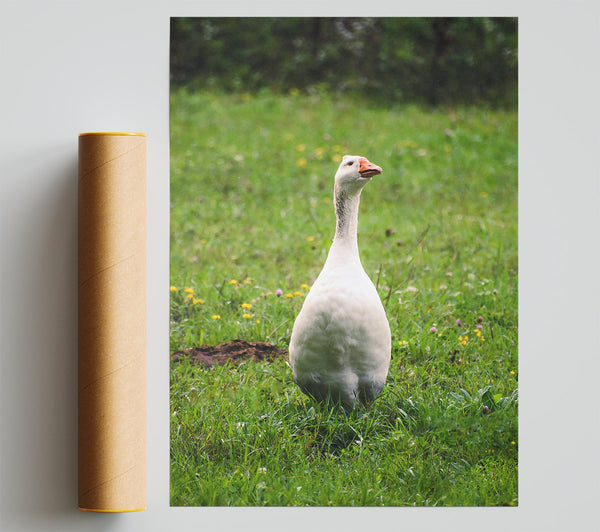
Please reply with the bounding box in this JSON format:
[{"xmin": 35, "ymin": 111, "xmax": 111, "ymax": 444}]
[{"xmin": 359, "ymin": 157, "xmax": 382, "ymax": 178}]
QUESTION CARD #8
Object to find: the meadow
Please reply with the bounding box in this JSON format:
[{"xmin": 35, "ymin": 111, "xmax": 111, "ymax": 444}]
[{"xmin": 169, "ymin": 88, "xmax": 518, "ymax": 506}]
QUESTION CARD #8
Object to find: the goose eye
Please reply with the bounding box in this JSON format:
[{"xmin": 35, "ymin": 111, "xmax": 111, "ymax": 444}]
[{"xmin": 347, "ymin": 161, "xmax": 354, "ymax": 166}]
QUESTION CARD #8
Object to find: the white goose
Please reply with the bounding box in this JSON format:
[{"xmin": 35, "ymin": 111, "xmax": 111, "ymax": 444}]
[{"xmin": 289, "ymin": 155, "xmax": 391, "ymax": 409}]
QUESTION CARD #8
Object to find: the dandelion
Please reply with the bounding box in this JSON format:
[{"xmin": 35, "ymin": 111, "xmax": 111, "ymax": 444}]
[
  {"xmin": 275, "ymin": 288, "xmax": 283, "ymax": 296},
  {"xmin": 306, "ymin": 236, "xmax": 315, "ymax": 242},
  {"xmin": 192, "ymin": 298, "xmax": 204, "ymax": 305},
  {"xmin": 301, "ymin": 283, "xmax": 310, "ymax": 291},
  {"xmin": 170, "ymin": 286, "xmax": 178, "ymax": 292},
  {"xmin": 296, "ymin": 157, "xmax": 307, "ymax": 167},
  {"xmin": 296, "ymin": 144, "xmax": 305, "ymax": 152},
  {"xmin": 511, "ymin": 441, "xmax": 516, "ymax": 445},
  {"xmin": 243, "ymin": 278, "xmax": 252, "ymax": 285},
  {"xmin": 242, "ymin": 313, "xmax": 252, "ymax": 319},
  {"xmin": 186, "ymin": 294, "xmax": 193, "ymax": 300},
  {"xmin": 256, "ymin": 320, "xmax": 261, "ymax": 324},
  {"xmin": 229, "ymin": 279, "xmax": 238, "ymax": 286},
  {"xmin": 285, "ymin": 293, "xmax": 294, "ymax": 298},
  {"xmin": 398, "ymin": 340, "xmax": 409, "ymax": 347},
  {"xmin": 241, "ymin": 303, "xmax": 252, "ymax": 309},
  {"xmin": 510, "ymin": 370, "xmax": 516, "ymax": 375},
  {"xmin": 211, "ymin": 315, "xmax": 221, "ymax": 320},
  {"xmin": 293, "ymin": 291, "xmax": 303, "ymax": 296},
  {"xmin": 184, "ymin": 288, "xmax": 194, "ymax": 294}
]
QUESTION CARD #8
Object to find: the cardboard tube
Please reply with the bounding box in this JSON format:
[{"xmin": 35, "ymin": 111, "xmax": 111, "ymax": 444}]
[{"xmin": 78, "ymin": 132, "xmax": 146, "ymax": 512}]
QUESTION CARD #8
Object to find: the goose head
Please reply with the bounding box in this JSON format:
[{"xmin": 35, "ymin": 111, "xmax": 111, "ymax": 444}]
[{"xmin": 334, "ymin": 155, "xmax": 383, "ymax": 195}]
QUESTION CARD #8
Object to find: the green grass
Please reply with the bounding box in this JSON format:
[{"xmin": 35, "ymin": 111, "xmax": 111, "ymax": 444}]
[{"xmin": 170, "ymin": 88, "xmax": 518, "ymax": 506}]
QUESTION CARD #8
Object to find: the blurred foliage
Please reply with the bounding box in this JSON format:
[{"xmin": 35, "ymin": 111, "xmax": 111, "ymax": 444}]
[{"xmin": 171, "ymin": 17, "xmax": 517, "ymax": 107}]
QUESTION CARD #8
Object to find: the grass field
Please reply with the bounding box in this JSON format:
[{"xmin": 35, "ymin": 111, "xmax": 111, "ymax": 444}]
[{"xmin": 169, "ymin": 88, "xmax": 518, "ymax": 506}]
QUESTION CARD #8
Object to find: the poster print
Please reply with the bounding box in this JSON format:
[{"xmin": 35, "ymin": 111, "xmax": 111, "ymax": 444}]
[{"xmin": 169, "ymin": 17, "xmax": 518, "ymax": 506}]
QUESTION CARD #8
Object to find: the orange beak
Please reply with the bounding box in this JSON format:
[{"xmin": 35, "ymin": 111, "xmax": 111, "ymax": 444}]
[{"xmin": 358, "ymin": 157, "xmax": 382, "ymax": 178}]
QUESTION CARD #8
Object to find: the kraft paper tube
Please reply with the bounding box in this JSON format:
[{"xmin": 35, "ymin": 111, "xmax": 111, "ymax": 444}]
[{"xmin": 78, "ymin": 132, "xmax": 147, "ymax": 512}]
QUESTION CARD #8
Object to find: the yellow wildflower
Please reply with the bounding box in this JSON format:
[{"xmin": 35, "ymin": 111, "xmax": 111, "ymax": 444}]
[
  {"xmin": 296, "ymin": 157, "xmax": 307, "ymax": 167},
  {"xmin": 170, "ymin": 286, "xmax": 178, "ymax": 292},
  {"xmin": 285, "ymin": 293, "xmax": 294, "ymax": 298},
  {"xmin": 242, "ymin": 313, "xmax": 252, "ymax": 319},
  {"xmin": 296, "ymin": 143, "xmax": 306, "ymax": 152},
  {"xmin": 301, "ymin": 284, "xmax": 310, "ymax": 291},
  {"xmin": 241, "ymin": 303, "xmax": 252, "ymax": 309},
  {"xmin": 211, "ymin": 315, "xmax": 221, "ymax": 320},
  {"xmin": 243, "ymin": 278, "xmax": 252, "ymax": 285},
  {"xmin": 184, "ymin": 288, "xmax": 194, "ymax": 294},
  {"xmin": 229, "ymin": 279, "xmax": 238, "ymax": 285},
  {"xmin": 293, "ymin": 291, "xmax": 303, "ymax": 296},
  {"xmin": 256, "ymin": 319, "xmax": 261, "ymax": 324},
  {"xmin": 192, "ymin": 298, "xmax": 204, "ymax": 305},
  {"xmin": 186, "ymin": 294, "xmax": 193, "ymax": 300},
  {"xmin": 306, "ymin": 236, "xmax": 315, "ymax": 242}
]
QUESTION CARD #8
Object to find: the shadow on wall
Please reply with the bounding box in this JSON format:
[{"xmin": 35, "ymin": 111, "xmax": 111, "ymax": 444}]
[{"xmin": 0, "ymin": 143, "xmax": 108, "ymax": 529}]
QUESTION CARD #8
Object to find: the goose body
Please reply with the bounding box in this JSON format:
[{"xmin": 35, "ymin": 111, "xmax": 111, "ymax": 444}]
[{"xmin": 289, "ymin": 155, "xmax": 391, "ymax": 408}]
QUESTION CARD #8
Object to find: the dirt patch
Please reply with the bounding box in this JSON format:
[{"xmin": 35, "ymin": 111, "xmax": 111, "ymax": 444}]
[{"xmin": 171, "ymin": 339, "xmax": 288, "ymax": 368}]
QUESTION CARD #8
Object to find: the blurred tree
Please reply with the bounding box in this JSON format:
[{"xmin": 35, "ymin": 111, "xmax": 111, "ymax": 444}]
[{"xmin": 170, "ymin": 17, "xmax": 517, "ymax": 107}]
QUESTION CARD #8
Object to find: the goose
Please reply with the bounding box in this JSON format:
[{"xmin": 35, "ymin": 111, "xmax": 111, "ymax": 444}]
[{"xmin": 289, "ymin": 155, "xmax": 391, "ymax": 409}]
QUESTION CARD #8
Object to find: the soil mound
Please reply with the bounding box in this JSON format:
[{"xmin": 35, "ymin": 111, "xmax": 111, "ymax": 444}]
[{"xmin": 171, "ymin": 339, "xmax": 288, "ymax": 368}]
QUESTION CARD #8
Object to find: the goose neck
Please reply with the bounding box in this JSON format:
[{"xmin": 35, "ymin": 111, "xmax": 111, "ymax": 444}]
[{"xmin": 333, "ymin": 187, "xmax": 361, "ymax": 249}]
